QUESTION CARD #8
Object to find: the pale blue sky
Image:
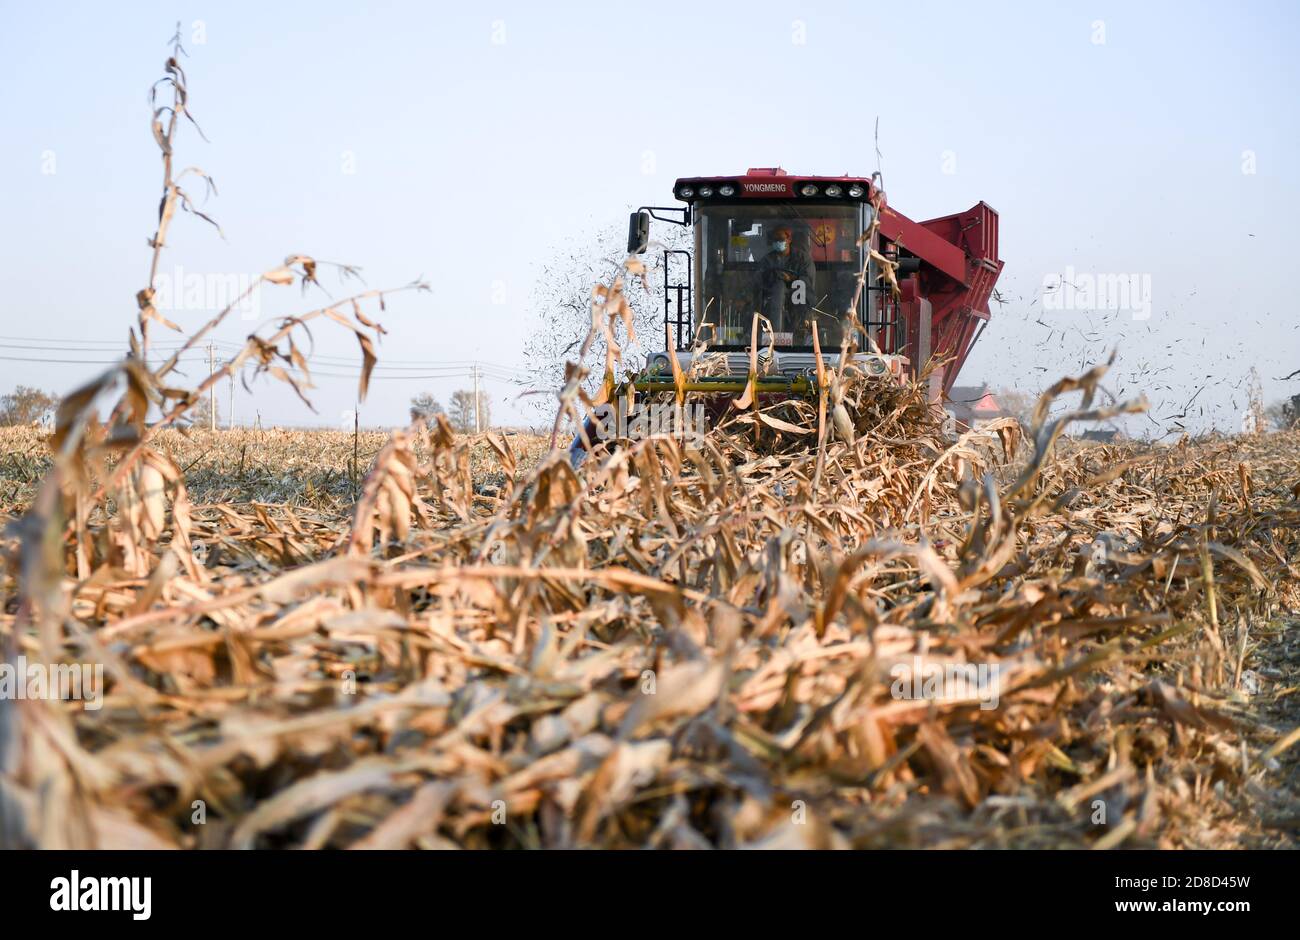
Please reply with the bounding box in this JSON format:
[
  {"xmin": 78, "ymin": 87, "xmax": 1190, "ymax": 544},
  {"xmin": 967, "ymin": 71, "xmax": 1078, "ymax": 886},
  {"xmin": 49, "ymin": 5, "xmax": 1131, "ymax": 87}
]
[{"xmin": 1, "ymin": 1, "xmax": 1297, "ymax": 432}]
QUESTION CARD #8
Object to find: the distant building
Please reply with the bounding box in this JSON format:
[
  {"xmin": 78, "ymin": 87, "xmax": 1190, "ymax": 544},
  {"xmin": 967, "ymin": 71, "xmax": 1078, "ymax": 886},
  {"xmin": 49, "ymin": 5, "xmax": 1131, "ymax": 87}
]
[{"xmin": 945, "ymin": 385, "xmax": 1005, "ymax": 430}]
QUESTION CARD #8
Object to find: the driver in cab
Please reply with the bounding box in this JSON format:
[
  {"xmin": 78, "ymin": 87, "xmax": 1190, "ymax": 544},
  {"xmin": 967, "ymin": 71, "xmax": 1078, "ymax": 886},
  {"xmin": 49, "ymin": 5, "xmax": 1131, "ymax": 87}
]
[{"xmin": 758, "ymin": 225, "xmax": 816, "ymax": 338}]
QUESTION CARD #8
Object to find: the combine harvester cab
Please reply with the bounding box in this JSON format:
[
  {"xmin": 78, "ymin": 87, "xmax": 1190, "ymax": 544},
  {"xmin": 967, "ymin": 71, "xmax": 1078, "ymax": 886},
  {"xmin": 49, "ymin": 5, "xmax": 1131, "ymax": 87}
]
[{"xmin": 571, "ymin": 167, "xmax": 1002, "ymax": 463}]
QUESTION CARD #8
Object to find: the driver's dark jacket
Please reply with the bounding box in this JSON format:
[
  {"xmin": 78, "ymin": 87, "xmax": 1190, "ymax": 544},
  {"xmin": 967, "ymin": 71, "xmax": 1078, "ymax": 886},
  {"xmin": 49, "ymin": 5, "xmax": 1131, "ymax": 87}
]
[{"xmin": 758, "ymin": 248, "xmax": 817, "ymax": 328}]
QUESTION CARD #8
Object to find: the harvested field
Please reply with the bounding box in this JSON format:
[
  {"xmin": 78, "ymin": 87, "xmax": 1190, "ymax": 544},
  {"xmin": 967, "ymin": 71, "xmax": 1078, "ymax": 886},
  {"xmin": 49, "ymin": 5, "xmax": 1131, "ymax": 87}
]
[
  {"xmin": 2, "ymin": 376, "xmax": 1297, "ymax": 849},
  {"xmin": 1, "ymin": 23, "xmax": 1296, "ymax": 856},
  {"xmin": 1, "ymin": 427, "xmax": 550, "ymax": 511}
]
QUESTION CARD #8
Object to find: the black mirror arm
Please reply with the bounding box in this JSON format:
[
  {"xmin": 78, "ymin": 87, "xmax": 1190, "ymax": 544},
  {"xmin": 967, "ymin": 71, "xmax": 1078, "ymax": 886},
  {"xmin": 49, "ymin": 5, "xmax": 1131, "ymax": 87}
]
[{"xmin": 638, "ymin": 206, "xmax": 691, "ymax": 227}]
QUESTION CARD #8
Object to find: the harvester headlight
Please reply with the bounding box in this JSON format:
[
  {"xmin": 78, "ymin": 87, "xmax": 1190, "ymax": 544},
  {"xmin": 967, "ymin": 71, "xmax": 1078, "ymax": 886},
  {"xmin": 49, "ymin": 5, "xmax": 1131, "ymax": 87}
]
[
  {"xmin": 799, "ymin": 183, "xmax": 819, "ymax": 196},
  {"xmin": 865, "ymin": 356, "xmax": 887, "ymax": 376},
  {"xmin": 648, "ymin": 352, "xmax": 669, "ymax": 372},
  {"xmin": 719, "ymin": 184, "xmax": 736, "ymax": 196},
  {"xmin": 698, "ymin": 185, "xmax": 714, "ymax": 197},
  {"xmin": 824, "ymin": 184, "xmax": 843, "ymax": 197},
  {"xmin": 678, "ymin": 186, "xmax": 695, "ymax": 199},
  {"xmin": 847, "ymin": 183, "xmax": 865, "ymax": 198}
]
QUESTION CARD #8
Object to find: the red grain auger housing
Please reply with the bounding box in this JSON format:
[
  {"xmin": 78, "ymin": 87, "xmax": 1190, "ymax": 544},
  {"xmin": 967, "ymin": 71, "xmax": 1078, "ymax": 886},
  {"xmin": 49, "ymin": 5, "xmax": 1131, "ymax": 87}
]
[{"xmin": 627, "ymin": 167, "xmax": 1002, "ymax": 397}]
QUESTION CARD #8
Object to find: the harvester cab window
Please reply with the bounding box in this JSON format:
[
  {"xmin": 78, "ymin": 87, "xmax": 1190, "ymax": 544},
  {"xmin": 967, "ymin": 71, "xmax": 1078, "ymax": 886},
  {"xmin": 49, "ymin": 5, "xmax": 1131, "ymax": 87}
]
[{"xmin": 696, "ymin": 203, "xmax": 864, "ymax": 350}]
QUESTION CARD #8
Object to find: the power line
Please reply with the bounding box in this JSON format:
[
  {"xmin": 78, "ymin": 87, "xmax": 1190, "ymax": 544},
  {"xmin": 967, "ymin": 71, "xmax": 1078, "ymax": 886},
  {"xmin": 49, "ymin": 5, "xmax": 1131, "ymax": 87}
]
[
  {"xmin": 0, "ymin": 335, "xmax": 146, "ymax": 345},
  {"xmin": 0, "ymin": 342, "xmax": 191, "ymax": 352},
  {"xmin": 0, "ymin": 353, "xmax": 531, "ymax": 381},
  {"xmin": 0, "ymin": 354, "xmax": 208, "ymax": 364},
  {"xmin": 2, "ymin": 337, "xmax": 532, "ymax": 374},
  {"xmin": 0, "ymin": 335, "xmax": 536, "ymax": 381}
]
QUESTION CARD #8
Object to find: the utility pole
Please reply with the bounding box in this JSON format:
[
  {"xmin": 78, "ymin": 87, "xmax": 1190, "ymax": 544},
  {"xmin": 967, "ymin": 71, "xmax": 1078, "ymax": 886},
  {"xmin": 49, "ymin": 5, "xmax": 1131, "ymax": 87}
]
[
  {"xmin": 208, "ymin": 341, "xmax": 216, "ymax": 431},
  {"xmin": 472, "ymin": 362, "xmax": 481, "ymax": 433},
  {"xmin": 228, "ymin": 367, "xmax": 235, "ymax": 429}
]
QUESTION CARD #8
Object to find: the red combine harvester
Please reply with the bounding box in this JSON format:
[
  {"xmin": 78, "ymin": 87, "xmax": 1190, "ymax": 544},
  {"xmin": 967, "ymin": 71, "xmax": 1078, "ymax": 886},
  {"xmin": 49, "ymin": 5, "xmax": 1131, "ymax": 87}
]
[
  {"xmin": 573, "ymin": 167, "xmax": 1002, "ymax": 460},
  {"xmin": 624, "ymin": 169, "xmax": 998, "ymax": 397}
]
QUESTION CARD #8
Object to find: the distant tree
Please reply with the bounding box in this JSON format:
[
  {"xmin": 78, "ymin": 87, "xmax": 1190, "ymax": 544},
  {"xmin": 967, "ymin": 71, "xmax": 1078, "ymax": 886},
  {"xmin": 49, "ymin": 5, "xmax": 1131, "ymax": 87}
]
[
  {"xmin": 0, "ymin": 385, "xmax": 59, "ymax": 426},
  {"xmin": 449, "ymin": 389, "xmax": 491, "ymax": 433},
  {"xmin": 409, "ymin": 392, "xmax": 445, "ymax": 426},
  {"xmin": 184, "ymin": 395, "xmax": 216, "ymax": 429}
]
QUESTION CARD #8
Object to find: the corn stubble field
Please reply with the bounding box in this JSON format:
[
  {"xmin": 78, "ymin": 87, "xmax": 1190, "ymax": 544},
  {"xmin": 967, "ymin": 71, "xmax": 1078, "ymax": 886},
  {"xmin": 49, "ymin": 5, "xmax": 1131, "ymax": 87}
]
[
  {"xmin": 1, "ymin": 34, "xmax": 1298, "ymax": 851},
  {"xmin": 2, "ymin": 382, "xmax": 1298, "ymax": 849}
]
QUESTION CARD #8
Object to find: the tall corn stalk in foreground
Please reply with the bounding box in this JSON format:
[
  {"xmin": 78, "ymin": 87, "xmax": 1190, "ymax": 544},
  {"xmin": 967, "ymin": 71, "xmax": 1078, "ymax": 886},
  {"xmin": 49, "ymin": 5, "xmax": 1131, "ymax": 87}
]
[{"xmin": 0, "ymin": 28, "xmax": 425, "ymax": 845}]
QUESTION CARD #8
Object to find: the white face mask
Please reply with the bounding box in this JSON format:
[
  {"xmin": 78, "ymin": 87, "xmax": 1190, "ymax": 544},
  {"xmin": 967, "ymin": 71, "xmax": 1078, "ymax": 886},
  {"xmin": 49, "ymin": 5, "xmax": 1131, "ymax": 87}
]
[{"xmin": 772, "ymin": 240, "xmax": 788, "ymax": 252}]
